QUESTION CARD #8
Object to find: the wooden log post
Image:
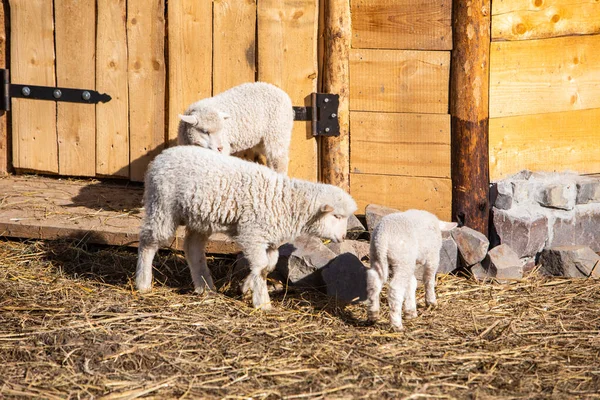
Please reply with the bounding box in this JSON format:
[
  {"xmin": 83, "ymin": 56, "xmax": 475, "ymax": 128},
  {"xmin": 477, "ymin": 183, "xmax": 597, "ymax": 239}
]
[
  {"xmin": 450, "ymin": 0, "xmax": 491, "ymax": 235},
  {"xmin": 321, "ymin": 0, "xmax": 350, "ymax": 192},
  {"xmin": 0, "ymin": 0, "xmax": 9, "ymax": 175}
]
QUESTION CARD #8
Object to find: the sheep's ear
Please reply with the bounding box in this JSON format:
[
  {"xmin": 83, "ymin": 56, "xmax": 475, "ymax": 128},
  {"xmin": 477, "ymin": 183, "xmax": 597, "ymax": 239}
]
[
  {"xmin": 218, "ymin": 111, "xmax": 231, "ymax": 120},
  {"xmin": 179, "ymin": 114, "xmax": 199, "ymax": 126},
  {"xmin": 320, "ymin": 204, "xmax": 334, "ymax": 214},
  {"xmin": 439, "ymin": 221, "xmax": 458, "ymax": 231}
]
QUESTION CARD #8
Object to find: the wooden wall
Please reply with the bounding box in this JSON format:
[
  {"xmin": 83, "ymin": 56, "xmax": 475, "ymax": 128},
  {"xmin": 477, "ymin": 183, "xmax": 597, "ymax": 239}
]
[
  {"xmin": 349, "ymin": 0, "xmax": 452, "ymax": 220},
  {"xmin": 8, "ymin": 0, "xmax": 319, "ymax": 182},
  {"xmin": 489, "ymin": 0, "xmax": 600, "ymax": 180}
]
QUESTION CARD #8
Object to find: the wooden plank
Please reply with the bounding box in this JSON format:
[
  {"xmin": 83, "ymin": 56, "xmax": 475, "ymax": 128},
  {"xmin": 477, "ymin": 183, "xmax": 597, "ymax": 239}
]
[
  {"xmin": 10, "ymin": 0, "xmax": 58, "ymax": 174},
  {"xmin": 213, "ymin": 0, "xmax": 256, "ymax": 95},
  {"xmin": 128, "ymin": 0, "xmax": 166, "ymax": 182},
  {"xmin": 350, "ymin": 49, "xmax": 450, "ymax": 114},
  {"xmin": 350, "ymin": 173, "xmax": 451, "ymax": 220},
  {"xmin": 350, "ymin": 112, "xmax": 450, "ymax": 178},
  {"xmin": 96, "ymin": 0, "xmax": 129, "ymax": 178},
  {"xmin": 0, "ymin": 176, "xmax": 239, "ymax": 254},
  {"xmin": 492, "ymin": 0, "xmax": 600, "ymax": 41},
  {"xmin": 351, "ymin": 0, "xmax": 452, "ymax": 50},
  {"xmin": 490, "ymin": 108, "xmax": 600, "ymax": 180},
  {"xmin": 55, "ymin": 0, "xmax": 96, "ymax": 177},
  {"xmin": 258, "ymin": 0, "xmax": 319, "ymax": 181},
  {"xmin": 450, "ymin": 0, "xmax": 491, "ymax": 234},
  {"xmin": 167, "ymin": 0, "xmax": 212, "ymax": 145},
  {"xmin": 490, "ymin": 35, "xmax": 600, "ymax": 118},
  {"xmin": 0, "ymin": 0, "xmax": 9, "ymax": 174}
]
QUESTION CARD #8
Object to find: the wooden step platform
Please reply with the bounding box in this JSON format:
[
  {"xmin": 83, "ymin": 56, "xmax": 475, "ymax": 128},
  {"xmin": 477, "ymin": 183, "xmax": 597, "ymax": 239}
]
[{"xmin": 0, "ymin": 175, "xmax": 239, "ymax": 254}]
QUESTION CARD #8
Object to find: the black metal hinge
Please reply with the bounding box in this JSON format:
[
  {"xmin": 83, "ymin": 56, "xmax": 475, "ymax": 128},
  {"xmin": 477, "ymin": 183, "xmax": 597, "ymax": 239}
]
[
  {"xmin": 293, "ymin": 93, "xmax": 340, "ymax": 137},
  {"xmin": 0, "ymin": 69, "xmax": 111, "ymax": 111}
]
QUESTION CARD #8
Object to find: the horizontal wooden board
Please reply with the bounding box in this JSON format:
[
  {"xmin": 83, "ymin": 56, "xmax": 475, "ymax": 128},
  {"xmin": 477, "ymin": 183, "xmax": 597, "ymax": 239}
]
[
  {"xmin": 352, "ymin": 0, "xmax": 452, "ymax": 50},
  {"xmin": 0, "ymin": 176, "xmax": 238, "ymax": 254},
  {"xmin": 489, "ymin": 108, "xmax": 600, "ymax": 180},
  {"xmin": 490, "ymin": 35, "xmax": 600, "ymax": 118},
  {"xmin": 350, "ymin": 49, "xmax": 450, "ymax": 113},
  {"xmin": 350, "ymin": 112, "xmax": 450, "ymax": 177},
  {"xmin": 350, "ymin": 173, "xmax": 451, "ymax": 220},
  {"xmin": 492, "ymin": 0, "xmax": 600, "ymax": 41}
]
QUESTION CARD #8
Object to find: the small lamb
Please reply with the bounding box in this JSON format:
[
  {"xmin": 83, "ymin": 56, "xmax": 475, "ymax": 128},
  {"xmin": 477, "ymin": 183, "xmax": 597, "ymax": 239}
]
[
  {"xmin": 136, "ymin": 145, "xmax": 357, "ymax": 310},
  {"xmin": 367, "ymin": 210, "xmax": 457, "ymax": 330},
  {"xmin": 178, "ymin": 82, "xmax": 294, "ymax": 174}
]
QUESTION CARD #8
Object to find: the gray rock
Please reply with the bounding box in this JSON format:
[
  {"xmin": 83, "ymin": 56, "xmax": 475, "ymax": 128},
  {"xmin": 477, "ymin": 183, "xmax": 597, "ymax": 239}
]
[
  {"xmin": 321, "ymin": 253, "xmax": 368, "ymax": 304},
  {"xmin": 535, "ymin": 182, "xmax": 577, "ymax": 210},
  {"xmin": 485, "ymin": 244, "xmax": 523, "ymax": 280},
  {"xmin": 276, "ymin": 236, "xmax": 336, "ymax": 288},
  {"xmin": 328, "ymin": 239, "xmax": 370, "ymax": 262},
  {"xmin": 576, "ymin": 178, "xmax": 600, "ymax": 205},
  {"xmin": 438, "ymin": 236, "xmax": 458, "ymax": 274},
  {"xmin": 451, "ymin": 226, "xmax": 489, "ymax": 267},
  {"xmin": 510, "ymin": 170, "xmax": 533, "ymax": 181},
  {"xmin": 522, "ymin": 257, "xmax": 537, "ymax": 275},
  {"xmin": 346, "ymin": 214, "xmax": 366, "ymax": 239},
  {"xmin": 470, "ymin": 263, "xmax": 491, "ymax": 281},
  {"xmin": 365, "ymin": 203, "xmax": 399, "ymax": 232},
  {"xmin": 511, "ymin": 180, "xmax": 538, "ymax": 204},
  {"xmin": 548, "ymin": 204, "xmax": 600, "ymax": 252},
  {"xmin": 492, "ymin": 207, "xmax": 548, "ymax": 258},
  {"xmin": 539, "ymin": 246, "xmax": 600, "ymax": 278},
  {"xmin": 490, "ymin": 180, "xmax": 513, "ymax": 210}
]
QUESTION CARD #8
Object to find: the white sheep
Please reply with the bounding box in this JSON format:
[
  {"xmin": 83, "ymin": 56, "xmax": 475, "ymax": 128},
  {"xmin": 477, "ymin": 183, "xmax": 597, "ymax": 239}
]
[
  {"xmin": 136, "ymin": 145, "xmax": 357, "ymax": 310},
  {"xmin": 178, "ymin": 82, "xmax": 294, "ymax": 174},
  {"xmin": 367, "ymin": 210, "xmax": 457, "ymax": 330}
]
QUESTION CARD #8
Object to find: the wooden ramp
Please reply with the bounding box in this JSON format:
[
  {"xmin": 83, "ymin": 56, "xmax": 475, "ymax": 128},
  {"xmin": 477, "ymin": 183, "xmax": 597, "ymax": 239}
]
[{"xmin": 0, "ymin": 175, "xmax": 239, "ymax": 254}]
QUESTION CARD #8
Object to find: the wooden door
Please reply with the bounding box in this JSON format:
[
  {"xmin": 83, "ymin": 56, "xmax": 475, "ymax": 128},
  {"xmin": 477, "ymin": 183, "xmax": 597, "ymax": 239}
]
[{"xmin": 9, "ymin": 0, "xmax": 319, "ymax": 182}]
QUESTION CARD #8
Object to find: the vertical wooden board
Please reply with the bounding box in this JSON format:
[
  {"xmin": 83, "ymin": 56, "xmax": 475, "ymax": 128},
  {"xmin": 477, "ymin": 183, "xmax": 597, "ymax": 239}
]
[
  {"xmin": 351, "ymin": 0, "xmax": 452, "ymax": 50},
  {"xmin": 350, "ymin": 49, "xmax": 450, "ymax": 113},
  {"xmin": 489, "ymin": 108, "xmax": 600, "ymax": 180},
  {"xmin": 128, "ymin": 0, "xmax": 166, "ymax": 182},
  {"xmin": 350, "ymin": 173, "xmax": 451, "ymax": 220},
  {"xmin": 55, "ymin": 0, "xmax": 96, "ymax": 177},
  {"xmin": 167, "ymin": 0, "xmax": 212, "ymax": 145},
  {"xmin": 96, "ymin": 0, "xmax": 129, "ymax": 178},
  {"xmin": 490, "ymin": 35, "xmax": 600, "ymax": 118},
  {"xmin": 10, "ymin": 0, "xmax": 57, "ymax": 174},
  {"xmin": 350, "ymin": 112, "xmax": 450, "ymax": 178},
  {"xmin": 0, "ymin": 0, "xmax": 8, "ymax": 174},
  {"xmin": 258, "ymin": 0, "xmax": 319, "ymax": 181},
  {"xmin": 492, "ymin": 0, "xmax": 600, "ymax": 41},
  {"xmin": 213, "ymin": 0, "xmax": 256, "ymax": 95}
]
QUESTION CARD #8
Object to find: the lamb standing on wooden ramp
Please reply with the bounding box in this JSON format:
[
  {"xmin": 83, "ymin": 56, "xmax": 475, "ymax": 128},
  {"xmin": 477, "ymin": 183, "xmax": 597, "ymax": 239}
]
[
  {"xmin": 178, "ymin": 82, "xmax": 294, "ymax": 174},
  {"xmin": 367, "ymin": 210, "xmax": 457, "ymax": 330},
  {"xmin": 136, "ymin": 146, "xmax": 357, "ymax": 310}
]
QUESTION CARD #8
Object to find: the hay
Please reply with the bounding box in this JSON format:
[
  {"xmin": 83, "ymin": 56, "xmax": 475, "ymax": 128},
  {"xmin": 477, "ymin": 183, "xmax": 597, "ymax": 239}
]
[{"xmin": 0, "ymin": 238, "xmax": 599, "ymax": 399}]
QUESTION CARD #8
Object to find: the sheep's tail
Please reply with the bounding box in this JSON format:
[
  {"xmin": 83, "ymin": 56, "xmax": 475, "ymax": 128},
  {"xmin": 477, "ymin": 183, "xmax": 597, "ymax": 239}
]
[
  {"xmin": 369, "ymin": 237, "xmax": 389, "ymax": 283},
  {"xmin": 139, "ymin": 181, "xmax": 178, "ymax": 247}
]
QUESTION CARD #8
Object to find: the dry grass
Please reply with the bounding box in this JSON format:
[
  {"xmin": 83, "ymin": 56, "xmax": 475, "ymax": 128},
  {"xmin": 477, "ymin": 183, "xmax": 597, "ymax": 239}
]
[{"xmin": 0, "ymin": 238, "xmax": 599, "ymax": 399}]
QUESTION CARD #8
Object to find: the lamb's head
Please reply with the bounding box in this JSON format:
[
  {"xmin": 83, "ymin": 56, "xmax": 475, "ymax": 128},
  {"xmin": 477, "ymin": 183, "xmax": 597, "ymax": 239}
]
[
  {"xmin": 178, "ymin": 107, "xmax": 231, "ymax": 155},
  {"xmin": 304, "ymin": 185, "xmax": 357, "ymax": 243}
]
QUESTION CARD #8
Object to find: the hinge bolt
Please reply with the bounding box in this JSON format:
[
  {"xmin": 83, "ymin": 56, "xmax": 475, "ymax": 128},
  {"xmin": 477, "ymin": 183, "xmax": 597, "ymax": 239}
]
[
  {"xmin": 331, "ymin": 113, "xmax": 337, "ymax": 118},
  {"xmin": 325, "ymin": 127, "xmax": 330, "ymax": 133},
  {"xmin": 82, "ymin": 91, "xmax": 91, "ymax": 101},
  {"xmin": 21, "ymin": 87, "xmax": 31, "ymax": 96},
  {"xmin": 53, "ymin": 89, "xmax": 62, "ymax": 99},
  {"xmin": 323, "ymin": 97, "xmax": 329, "ymax": 103}
]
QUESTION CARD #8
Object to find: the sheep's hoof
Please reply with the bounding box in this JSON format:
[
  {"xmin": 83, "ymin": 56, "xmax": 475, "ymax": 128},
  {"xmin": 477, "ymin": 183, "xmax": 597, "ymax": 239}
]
[
  {"xmin": 391, "ymin": 324, "xmax": 404, "ymax": 332},
  {"xmin": 404, "ymin": 309, "xmax": 418, "ymax": 320},
  {"xmin": 256, "ymin": 302, "xmax": 272, "ymax": 312},
  {"xmin": 136, "ymin": 285, "xmax": 152, "ymax": 294},
  {"xmin": 367, "ymin": 310, "xmax": 380, "ymax": 322},
  {"xmin": 426, "ymin": 299, "xmax": 438, "ymax": 308}
]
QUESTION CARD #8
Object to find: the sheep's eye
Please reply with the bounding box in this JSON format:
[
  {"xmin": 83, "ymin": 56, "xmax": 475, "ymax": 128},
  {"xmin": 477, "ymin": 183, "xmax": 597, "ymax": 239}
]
[
  {"xmin": 198, "ymin": 128, "xmax": 209, "ymax": 135},
  {"xmin": 334, "ymin": 214, "xmax": 343, "ymax": 220}
]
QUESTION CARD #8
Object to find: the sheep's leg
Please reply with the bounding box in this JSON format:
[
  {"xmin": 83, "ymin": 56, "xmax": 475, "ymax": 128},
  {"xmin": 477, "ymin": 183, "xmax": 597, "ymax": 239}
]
[
  {"xmin": 423, "ymin": 253, "xmax": 440, "ymax": 307},
  {"xmin": 136, "ymin": 236, "xmax": 158, "ymax": 293},
  {"xmin": 403, "ymin": 275, "xmax": 418, "ymax": 319},
  {"xmin": 388, "ymin": 264, "xmax": 413, "ymax": 331},
  {"xmin": 184, "ymin": 230, "xmax": 215, "ymax": 294},
  {"xmin": 366, "ymin": 253, "xmax": 388, "ymax": 322},
  {"xmin": 263, "ymin": 144, "xmax": 289, "ymax": 175},
  {"xmin": 241, "ymin": 245, "xmax": 272, "ymax": 310}
]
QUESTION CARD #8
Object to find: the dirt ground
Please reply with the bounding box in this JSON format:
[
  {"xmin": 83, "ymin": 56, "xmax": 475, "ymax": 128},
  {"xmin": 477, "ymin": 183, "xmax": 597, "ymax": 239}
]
[{"xmin": 0, "ymin": 238, "xmax": 599, "ymax": 399}]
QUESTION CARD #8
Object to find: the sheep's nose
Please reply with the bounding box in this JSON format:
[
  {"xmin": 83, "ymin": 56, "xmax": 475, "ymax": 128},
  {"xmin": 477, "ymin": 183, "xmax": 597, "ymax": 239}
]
[{"xmin": 217, "ymin": 146, "xmax": 223, "ymax": 152}]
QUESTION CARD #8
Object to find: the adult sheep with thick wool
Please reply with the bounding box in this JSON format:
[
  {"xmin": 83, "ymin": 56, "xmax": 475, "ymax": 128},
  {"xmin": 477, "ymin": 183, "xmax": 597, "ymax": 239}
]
[
  {"xmin": 178, "ymin": 82, "xmax": 294, "ymax": 174},
  {"xmin": 136, "ymin": 145, "xmax": 357, "ymax": 310},
  {"xmin": 367, "ymin": 210, "xmax": 457, "ymax": 330}
]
